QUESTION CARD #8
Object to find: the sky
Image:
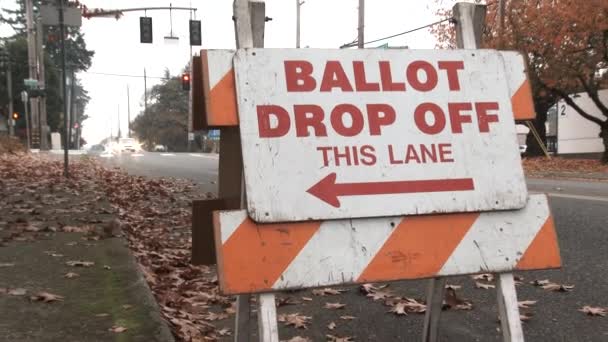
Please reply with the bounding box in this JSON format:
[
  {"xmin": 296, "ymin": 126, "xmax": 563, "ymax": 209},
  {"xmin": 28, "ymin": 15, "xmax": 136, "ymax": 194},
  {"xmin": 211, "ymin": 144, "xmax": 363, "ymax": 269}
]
[{"xmin": 1, "ymin": 0, "xmax": 462, "ymax": 145}]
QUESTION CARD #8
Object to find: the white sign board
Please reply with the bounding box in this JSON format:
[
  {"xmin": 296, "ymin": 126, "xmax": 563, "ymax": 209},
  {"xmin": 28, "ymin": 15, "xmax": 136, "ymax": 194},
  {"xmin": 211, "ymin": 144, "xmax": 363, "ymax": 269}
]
[{"xmin": 234, "ymin": 49, "xmax": 528, "ymax": 222}]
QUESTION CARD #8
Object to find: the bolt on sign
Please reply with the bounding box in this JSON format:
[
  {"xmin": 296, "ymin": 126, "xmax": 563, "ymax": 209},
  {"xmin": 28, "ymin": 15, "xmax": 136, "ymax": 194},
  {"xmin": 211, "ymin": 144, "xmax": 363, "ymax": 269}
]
[{"xmin": 232, "ymin": 49, "xmax": 529, "ymax": 222}]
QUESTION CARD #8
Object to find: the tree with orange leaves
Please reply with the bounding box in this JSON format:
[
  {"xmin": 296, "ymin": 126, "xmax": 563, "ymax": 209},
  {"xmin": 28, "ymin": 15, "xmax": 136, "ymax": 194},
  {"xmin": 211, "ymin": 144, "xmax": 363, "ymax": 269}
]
[{"xmin": 432, "ymin": 0, "xmax": 608, "ymax": 162}]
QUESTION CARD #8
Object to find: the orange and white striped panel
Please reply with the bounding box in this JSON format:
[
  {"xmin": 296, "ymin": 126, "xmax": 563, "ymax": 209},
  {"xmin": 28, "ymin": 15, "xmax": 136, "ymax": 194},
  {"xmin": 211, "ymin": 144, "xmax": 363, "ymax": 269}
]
[
  {"xmin": 200, "ymin": 49, "xmax": 535, "ymax": 127},
  {"xmin": 213, "ymin": 194, "xmax": 560, "ymax": 295},
  {"xmin": 201, "ymin": 49, "xmax": 238, "ymax": 126}
]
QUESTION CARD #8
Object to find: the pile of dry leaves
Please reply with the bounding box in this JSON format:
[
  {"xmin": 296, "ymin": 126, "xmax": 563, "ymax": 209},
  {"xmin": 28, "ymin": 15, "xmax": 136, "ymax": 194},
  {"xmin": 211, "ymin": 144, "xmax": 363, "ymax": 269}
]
[
  {"xmin": 0, "ymin": 136, "xmax": 27, "ymax": 154},
  {"xmin": 522, "ymin": 157, "xmax": 608, "ymax": 175}
]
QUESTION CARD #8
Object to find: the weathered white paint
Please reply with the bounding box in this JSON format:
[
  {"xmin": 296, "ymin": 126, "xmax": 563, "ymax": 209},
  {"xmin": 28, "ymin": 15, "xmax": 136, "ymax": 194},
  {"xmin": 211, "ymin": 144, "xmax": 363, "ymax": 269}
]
[
  {"xmin": 233, "ymin": 48, "xmax": 528, "ymax": 222},
  {"xmin": 437, "ymin": 194, "xmax": 549, "ymax": 275},
  {"xmin": 257, "ymin": 293, "xmax": 279, "ymax": 342},
  {"xmin": 497, "ymin": 273, "xmax": 525, "ymax": 342}
]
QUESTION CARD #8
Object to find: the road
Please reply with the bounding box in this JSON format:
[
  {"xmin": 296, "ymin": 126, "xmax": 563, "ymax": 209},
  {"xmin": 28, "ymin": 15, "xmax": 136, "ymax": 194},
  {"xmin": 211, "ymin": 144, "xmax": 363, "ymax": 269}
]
[{"xmin": 94, "ymin": 152, "xmax": 608, "ymax": 341}]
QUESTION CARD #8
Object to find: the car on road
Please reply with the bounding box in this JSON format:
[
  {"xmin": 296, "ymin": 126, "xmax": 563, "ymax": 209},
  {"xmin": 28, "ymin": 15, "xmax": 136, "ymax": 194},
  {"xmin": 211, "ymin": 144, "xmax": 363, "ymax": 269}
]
[
  {"xmin": 118, "ymin": 138, "xmax": 139, "ymax": 153},
  {"xmin": 153, "ymin": 144, "xmax": 167, "ymax": 152}
]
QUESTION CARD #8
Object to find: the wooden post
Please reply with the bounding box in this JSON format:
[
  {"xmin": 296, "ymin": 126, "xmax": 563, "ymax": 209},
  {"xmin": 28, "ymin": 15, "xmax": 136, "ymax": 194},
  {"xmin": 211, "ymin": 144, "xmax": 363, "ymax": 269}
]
[
  {"xmin": 453, "ymin": 2, "xmax": 486, "ymax": 50},
  {"xmin": 257, "ymin": 293, "xmax": 279, "ymax": 342},
  {"xmin": 229, "ymin": 1, "xmax": 268, "ymax": 340},
  {"xmin": 357, "ymin": 0, "xmax": 364, "ymax": 48},
  {"xmin": 421, "ymin": 277, "xmax": 446, "ymax": 342},
  {"xmin": 497, "ymin": 273, "xmax": 525, "ymax": 342}
]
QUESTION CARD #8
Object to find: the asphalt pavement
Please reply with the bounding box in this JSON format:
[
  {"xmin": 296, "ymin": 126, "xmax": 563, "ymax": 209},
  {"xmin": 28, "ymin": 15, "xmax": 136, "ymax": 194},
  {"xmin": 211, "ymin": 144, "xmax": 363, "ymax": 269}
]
[{"xmin": 91, "ymin": 151, "xmax": 608, "ymax": 341}]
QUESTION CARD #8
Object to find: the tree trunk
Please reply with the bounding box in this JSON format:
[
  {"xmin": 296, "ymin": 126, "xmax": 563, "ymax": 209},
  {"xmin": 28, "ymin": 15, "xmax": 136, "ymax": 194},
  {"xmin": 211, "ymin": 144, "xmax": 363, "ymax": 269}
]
[
  {"xmin": 525, "ymin": 101, "xmax": 550, "ymax": 156},
  {"xmin": 601, "ymin": 122, "xmax": 608, "ymax": 164}
]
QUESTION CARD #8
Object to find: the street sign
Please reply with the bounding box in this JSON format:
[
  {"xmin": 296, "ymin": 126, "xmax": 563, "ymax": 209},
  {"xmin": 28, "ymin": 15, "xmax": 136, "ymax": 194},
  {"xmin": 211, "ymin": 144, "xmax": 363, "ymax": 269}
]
[
  {"xmin": 233, "ymin": 49, "xmax": 528, "ymax": 222},
  {"xmin": 23, "ymin": 78, "xmax": 37, "ymax": 88},
  {"xmin": 41, "ymin": 5, "xmax": 82, "ymax": 27}
]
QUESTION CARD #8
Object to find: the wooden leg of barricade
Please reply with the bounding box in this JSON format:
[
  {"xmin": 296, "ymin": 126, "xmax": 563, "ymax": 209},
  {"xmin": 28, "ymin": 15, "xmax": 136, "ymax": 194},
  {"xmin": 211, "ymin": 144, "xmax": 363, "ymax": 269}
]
[
  {"xmin": 235, "ymin": 294, "xmax": 252, "ymax": 342},
  {"xmin": 422, "ymin": 277, "xmax": 446, "ymax": 342},
  {"xmin": 497, "ymin": 273, "xmax": 525, "ymax": 342},
  {"xmin": 257, "ymin": 293, "xmax": 279, "ymax": 342}
]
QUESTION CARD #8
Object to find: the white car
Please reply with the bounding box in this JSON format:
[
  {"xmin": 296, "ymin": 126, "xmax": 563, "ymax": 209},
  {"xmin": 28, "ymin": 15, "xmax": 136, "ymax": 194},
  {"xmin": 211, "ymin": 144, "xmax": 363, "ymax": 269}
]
[
  {"xmin": 118, "ymin": 138, "xmax": 139, "ymax": 153},
  {"xmin": 153, "ymin": 144, "xmax": 167, "ymax": 152}
]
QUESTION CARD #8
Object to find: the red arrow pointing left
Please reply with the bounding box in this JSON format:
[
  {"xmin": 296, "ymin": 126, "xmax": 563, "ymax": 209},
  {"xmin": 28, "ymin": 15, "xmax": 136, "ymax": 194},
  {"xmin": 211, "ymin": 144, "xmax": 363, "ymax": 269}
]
[{"xmin": 307, "ymin": 173, "xmax": 475, "ymax": 208}]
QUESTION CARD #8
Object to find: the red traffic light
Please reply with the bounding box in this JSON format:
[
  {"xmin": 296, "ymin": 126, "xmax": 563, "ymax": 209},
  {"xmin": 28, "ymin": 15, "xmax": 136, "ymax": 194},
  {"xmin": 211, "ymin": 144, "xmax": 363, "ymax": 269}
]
[
  {"xmin": 12, "ymin": 112, "xmax": 19, "ymax": 120},
  {"xmin": 181, "ymin": 73, "xmax": 191, "ymax": 91}
]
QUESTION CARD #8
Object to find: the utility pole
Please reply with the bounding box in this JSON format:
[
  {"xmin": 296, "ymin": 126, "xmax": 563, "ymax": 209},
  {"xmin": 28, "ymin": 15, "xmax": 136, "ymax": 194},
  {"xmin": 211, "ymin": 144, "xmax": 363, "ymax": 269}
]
[
  {"xmin": 143, "ymin": 68, "xmax": 148, "ymax": 115},
  {"xmin": 127, "ymin": 84, "xmax": 131, "ymax": 138},
  {"xmin": 117, "ymin": 104, "xmax": 121, "ymax": 139},
  {"xmin": 37, "ymin": 19, "xmax": 49, "ymax": 150},
  {"xmin": 497, "ymin": 0, "xmax": 505, "ymax": 49},
  {"xmin": 357, "ymin": 0, "xmax": 364, "ymax": 48},
  {"xmin": 21, "ymin": 91, "xmax": 30, "ymax": 150},
  {"xmin": 68, "ymin": 70, "xmax": 75, "ymax": 149},
  {"xmin": 25, "ymin": 0, "xmax": 40, "ymax": 145},
  {"xmin": 296, "ymin": 0, "xmax": 304, "ymax": 48},
  {"xmin": 4, "ymin": 57, "xmax": 14, "ymax": 137},
  {"xmin": 58, "ymin": 0, "xmax": 69, "ymax": 177}
]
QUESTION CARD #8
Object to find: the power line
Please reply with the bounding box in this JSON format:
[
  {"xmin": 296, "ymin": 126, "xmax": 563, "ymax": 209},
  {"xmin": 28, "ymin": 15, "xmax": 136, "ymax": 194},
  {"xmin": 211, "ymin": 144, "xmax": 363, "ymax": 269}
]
[
  {"xmin": 340, "ymin": 17, "xmax": 454, "ymax": 48},
  {"xmin": 80, "ymin": 71, "xmax": 168, "ymax": 79}
]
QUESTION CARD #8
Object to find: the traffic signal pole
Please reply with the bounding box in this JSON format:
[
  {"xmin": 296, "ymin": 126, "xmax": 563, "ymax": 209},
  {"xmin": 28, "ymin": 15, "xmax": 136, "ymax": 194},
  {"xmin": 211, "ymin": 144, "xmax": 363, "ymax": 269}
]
[
  {"xmin": 6, "ymin": 58, "xmax": 14, "ymax": 137},
  {"xmin": 58, "ymin": 0, "xmax": 69, "ymax": 177}
]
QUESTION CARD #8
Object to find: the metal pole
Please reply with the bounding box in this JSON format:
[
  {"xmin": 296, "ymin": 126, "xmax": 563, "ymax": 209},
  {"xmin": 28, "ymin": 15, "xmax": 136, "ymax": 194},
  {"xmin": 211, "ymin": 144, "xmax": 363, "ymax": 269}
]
[
  {"xmin": 357, "ymin": 0, "xmax": 364, "ymax": 48},
  {"xmin": 6, "ymin": 60, "xmax": 14, "ymax": 137},
  {"xmin": 188, "ymin": 51, "xmax": 193, "ymax": 152},
  {"xmin": 58, "ymin": 0, "xmax": 69, "ymax": 177},
  {"xmin": 37, "ymin": 19, "xmax": 49, "ymax": 150},
  {"xmin": 497, "ymin": 0, "xmax": 505, "ymax": 49},
  {"xmin": 68, "ymin": 70, "xmax": 75, "ymax": 149},
  {"xmin": 25, "ymin": 0, "xmax": 39, "ymax": 141},
  {"xmin": 296, "ymin": 0, "xmax": 304, "ymax": 48},
  {"xmin": 22, "ymin": 91, "xmax": 31, "ymax": 150},
  {"xmin": 127, "ymin": 84, "xmax": 131, "ymax": 138},
  {"xmin": 143, "ymin": 68, "xmax": 148, "ymax": 115},
  {"xmin": 117, "ymin": 104, "xmax": 121, "ymax": 138}
]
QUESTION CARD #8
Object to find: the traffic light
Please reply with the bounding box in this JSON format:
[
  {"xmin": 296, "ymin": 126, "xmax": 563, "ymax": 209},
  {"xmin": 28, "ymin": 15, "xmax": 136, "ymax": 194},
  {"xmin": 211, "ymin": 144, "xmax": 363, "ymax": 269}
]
[
  {"xmin": 189, "ymin": 20, "xmax": 201, "ymax": 46},
  {"xmin": 140, "ymin": 17, "xmax": 153, "ymax": 43},
  {"xmin": 181, "ymin": 73, "xmax": 191, "ymax": 91},
  {"xmin": 12, "ymin": 112, "xmax": 19, "ymax": 120}
]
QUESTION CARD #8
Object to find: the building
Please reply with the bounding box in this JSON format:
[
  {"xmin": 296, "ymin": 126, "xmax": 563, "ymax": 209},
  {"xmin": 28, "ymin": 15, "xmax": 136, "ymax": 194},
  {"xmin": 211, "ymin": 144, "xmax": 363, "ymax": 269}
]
[{"xmin": 547, "ymin": 89, "xmax": 607, "ymax": 157}]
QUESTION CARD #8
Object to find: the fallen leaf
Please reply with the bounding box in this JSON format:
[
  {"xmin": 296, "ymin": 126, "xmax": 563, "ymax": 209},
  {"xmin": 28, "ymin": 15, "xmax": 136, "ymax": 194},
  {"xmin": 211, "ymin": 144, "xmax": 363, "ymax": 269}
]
[
  {"xmin": 366, "ymin": 289, "xmax": 394, "ymax": 301},
  {"xmin": 302, "ymin": 297, "xmax": 313, "ymax": 302},
  {"xmin": 0, "ymin": 262, "xmax": 15, "ymax": 267},
  {"xmin": 278, "ymin": 313, "xmax": 311, "ymax": 329},
  {"xmin": 530, "ymin": 279, "xmax": 550, "ymax": 286},
  {"xmin": 283, "ymin": 337, "xmax": 312, "ymax": 342},
  {"xmin": 122, "ymin": 304, "xmax": 133, "ymax": 310},
  {"xmin": 109, "ymin": 325, "xmax": 128, "ymax": 333},
  {"xmin": 327, "ymin": 322, "xmax": 336, "ymax": 330},
  {"xmin": 277, "ymin": 296, "xmax": 301, "ymax": 307},
  {"xmin": 471, "ymin": 273, "xmax": 494, "ymax": 282},
  {"xmin": 62, "ymin": 225, "xmax": 92, "ymax": 233},
  {"xmin": 578, "ymin": 306, "xmax": 607, "ymax": 317},
  {"xmin": 388, "ymin": 302, "xmax": 409, "ymax": 315},
  {"xmin": 445, "ymin": 284, "xmax": 462, "ymax": 290},
  {"xmin": 444, "ymin": 287, "xmax": 473, "ymax": 310},
  {"xmin": 325, "ymin": 302, "xmax": 346, "ymax": 310},
  {"xmin": 8, "ymin": 288, "xmax": 27, "ymax": 296},
  {"xmin": 326, "ymin": 334, "xmax": 354, "ymax": 342},
  {"xmin": 64, "ymin": 272, "xmax": 79, "ymax": 279},
  {"xmin": 475, "ymin": 281, "xmax": 495, "ymax": 289},
  {"xmin": 388, "ymin": 298, "xmax": 426, "ymax": 315},
  {"xmin": 217, "ymin": 328, "xmax": 231, "ymax": 336},
  {"xmin": 340, "ymin": 315, "xmax": 356, "ymax": 320},
  {"xmin": 95, "ymin": 313, "xmax": 110, "ymax": 317},
  {"xmin": 202, "ymin": 312, "xmax": 228, "ymax": 321},
  {"xmin": 312, "ymin": 288, "xmax": 347, "ymax": 296},
  {"xmin": 66, "ymin": 260, "xmax": 94, "ymax": 267},
  {"xmin": 520, "ymin": 313, "xmax": 534, "ymax": 322},
  {"xmin": 360, "ymin": 283, "xmax": 388, "ymax": 294},
  {"xmin": 30, "ymin": 291, "xmax": 64, "ymax": 303},
  {"xmin": 518, "ymin": 300, "xmax": 537, "ymax": 309},
  {"xmin": 542, "ymin": 283, "xmax": 574, "ymax": 292},
  {"xmin": 103, "ymin": 265, "xmax": 111, "ymax": 270}
]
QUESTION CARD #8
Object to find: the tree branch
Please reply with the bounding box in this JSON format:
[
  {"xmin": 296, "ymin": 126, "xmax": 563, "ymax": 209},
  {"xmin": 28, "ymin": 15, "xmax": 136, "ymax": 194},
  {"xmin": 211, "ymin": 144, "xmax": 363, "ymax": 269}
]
[
  {"xmin": 546, "ymin": 84, "xmax": 606, "ymax": 127},
  {"xmin": 577, "ymin": 75, "xmax": 608, "ymax": 118}
]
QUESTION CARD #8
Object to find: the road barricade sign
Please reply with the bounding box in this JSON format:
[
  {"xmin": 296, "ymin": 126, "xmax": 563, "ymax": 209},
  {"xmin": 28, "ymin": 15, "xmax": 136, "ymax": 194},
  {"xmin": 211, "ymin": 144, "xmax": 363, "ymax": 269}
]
[{"xmin": 227, "ymin": 49, "xmax": 531, "ymax": 222}]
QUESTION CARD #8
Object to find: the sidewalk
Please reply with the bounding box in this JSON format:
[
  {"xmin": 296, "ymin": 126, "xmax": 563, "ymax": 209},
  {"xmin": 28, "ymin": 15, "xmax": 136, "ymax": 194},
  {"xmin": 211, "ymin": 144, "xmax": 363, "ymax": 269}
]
[
  {"xmin": 523, "ymin": 157, "xmax": 608, "ymax": 182},
  {"xmin": 0, "ymin": 153, "xmax": 173, "ymax": 342}
]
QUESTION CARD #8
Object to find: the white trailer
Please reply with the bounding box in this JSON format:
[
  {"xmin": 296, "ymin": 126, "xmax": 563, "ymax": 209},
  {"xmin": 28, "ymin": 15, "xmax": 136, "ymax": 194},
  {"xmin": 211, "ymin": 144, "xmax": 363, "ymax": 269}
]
[{"xmin": 556, "ymin": 89, "xmax": 608, "ymax": 155}]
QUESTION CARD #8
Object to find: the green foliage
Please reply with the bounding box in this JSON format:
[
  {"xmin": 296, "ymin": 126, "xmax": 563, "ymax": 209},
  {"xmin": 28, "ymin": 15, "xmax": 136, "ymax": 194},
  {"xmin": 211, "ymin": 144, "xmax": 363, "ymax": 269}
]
[{"xmin": 131, "ymin": 70, "xmax": 189, "ymax": 151}]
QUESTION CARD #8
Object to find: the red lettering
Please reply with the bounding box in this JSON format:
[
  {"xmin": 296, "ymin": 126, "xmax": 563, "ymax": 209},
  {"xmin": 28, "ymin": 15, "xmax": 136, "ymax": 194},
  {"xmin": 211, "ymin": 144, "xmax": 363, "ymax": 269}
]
[
  {"xmin": 420, "ymin": 144, "xmax": 438, "ymax": 163},
  {"xmin": 330, "ymin": 104, "xmax": 364, "ymax": 136},
  {"xmin": 406, "ymin": 61, "xmax": 438, "ymax": 91},
  {"xmin": 448, "ymin": 102, "xmax": 473, "ymax": 133},
  {"xmin": 439, "ymin": 143, "xmax": 454, "ymax": 162},
  {"xmin": 475, "ymin": 102, "xmax": 500, "ymax": 132},
  {"xmin": 438, "ymin": 61, "xmax": 464, "ymax": 91},
  {"xmin": 257, "ymin": 105, "xmax": 290, "ymax": 138},
  {"xmin": 379, "ymin": 61, "xmax": 406, "ymax": 91},
  {"xmin": 333, "ymin": 146, "xmax": 352, "ymax": 166},
  {"xmin": 367, "ymin": 104, "xmax": 396, "ymax": 136},
  {"xmin": 414, "ymin": 103, "xmax": 446, "ymax": 135},
  {"xmin": 284, "ymin": 61, "xmax": 316, "ymax": 91},
  {"xmin": 405, "ymin": 145, "xmax": 421, "ymax": 163},
  {"xmin": 361, "ymin": 145, "xmax": 376, "ymax": 166},
  {"xmin": 320, "ymin": 61, "xmax": 353, "ymax": 92},
  {"xmin": 351, "ymin": 146, "xmax": 360, "ymax": 166},
  {"xmin": 388, "ymin": 145, "xmax": 403, "ymax": 164},
  {"xmin": 294, "ymin": 105, "xmax": 327, "ymax": 137},
  {"xmin": 316, "ymin": 146, "xmax": 332, "ymax": 167},
  {"xmin": 353, "ymin": 61, "xmax": 380, "ymax": 91}
]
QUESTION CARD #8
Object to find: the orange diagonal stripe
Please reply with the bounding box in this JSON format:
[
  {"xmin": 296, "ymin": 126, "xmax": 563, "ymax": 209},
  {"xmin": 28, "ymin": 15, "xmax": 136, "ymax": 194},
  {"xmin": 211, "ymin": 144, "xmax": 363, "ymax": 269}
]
[
  {"xmin": 516, "ymin": 216, "xmax": 561, "ymax": 270},
  {"xmin": 208, "ymin": 68, "xmax": 238, "ymax": 126},
  {"xmin": 511, "ymin": 79, "xmax": 535, "ymax": 120},
  {"xmin": 219, "ymin": 218, "xmax": 320, "ymax": 294},
  {"xmin": 357, "ymin": 213, "xmax": 478, "ymax": 282}
]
